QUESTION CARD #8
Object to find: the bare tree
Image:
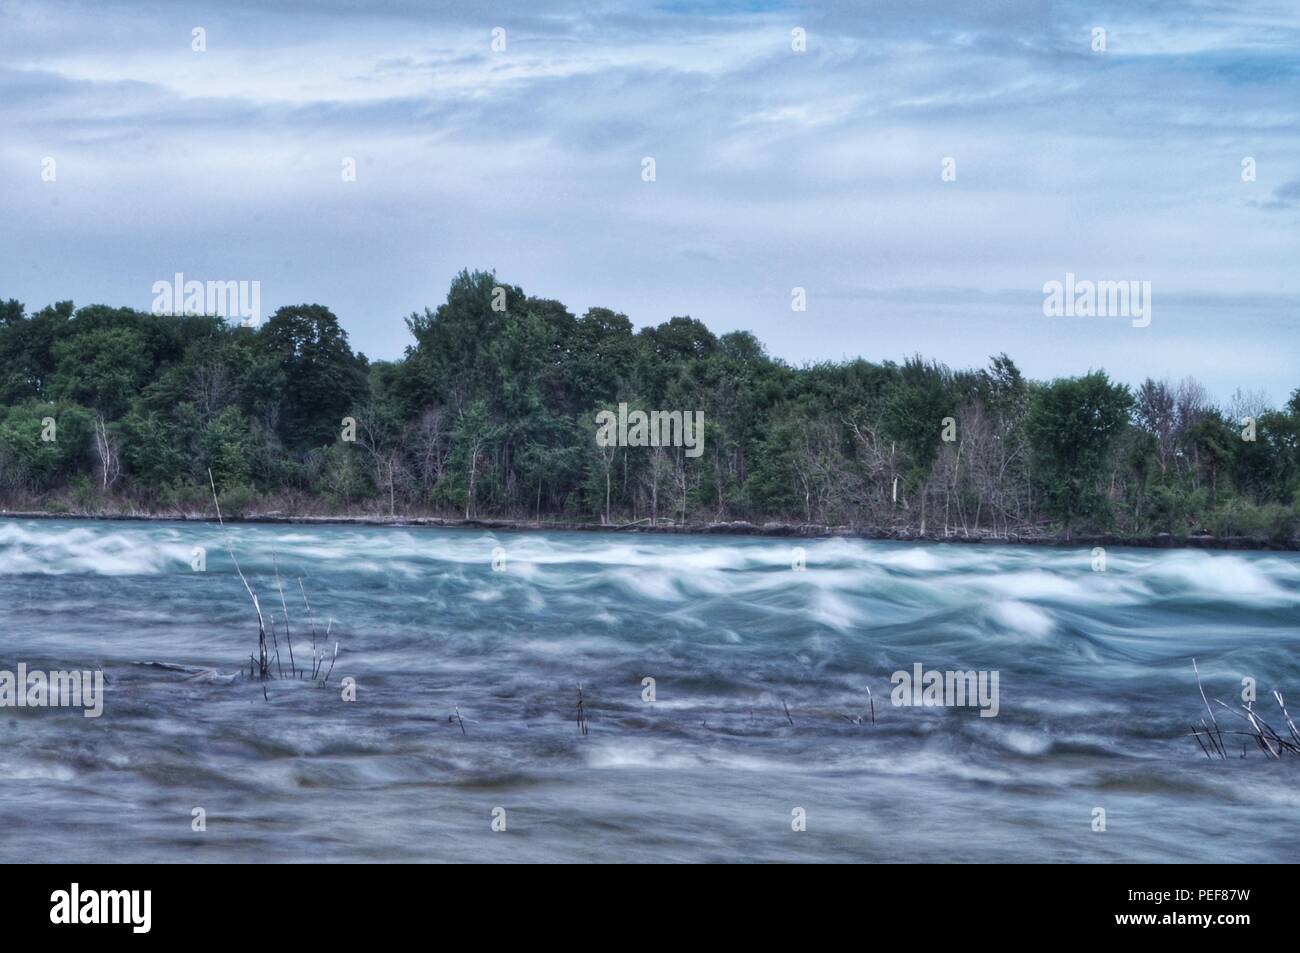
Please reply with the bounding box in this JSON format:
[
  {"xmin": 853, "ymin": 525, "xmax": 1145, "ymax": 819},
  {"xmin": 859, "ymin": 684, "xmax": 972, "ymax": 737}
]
[
  {"xmin": 641, "ymin": 444, "xmax": 673, "ymax": 524},
  {"xmin": 354, "ymin": 403, "xmax": 406, "ymax": 516},
  {"xmin": 93, "ymin": 415, "xmax": 122, "ymax": 491},
  {"xmin": 409, "ymin": 407, "xmax": 450, "ymax": 504},
  {"xmin": 1226, "ymin": 387, "xmax": 1270, "ymax": 425},
  {"xmin": 671, "ymin": 445, "xmax": 691, "ymax": 524},
  {"xmin": 1134, "ymin": 378, "xmax": 1176, "ymax": 474},
  {"xmin": 458, "ymin": 407, "xmax": 492, "ymax": 520},
  {"xmin": 595, "ymin": 441, "xmax": 615, "ymax": 524},
  {"xmin": 1175, "ymin": 376, "xmax": 1212, "ymax": 433},
  {"xmin": 787, "ymin": 415, "xmax": 848, "ymax": 524},
  {"xmin": 843, "ymin": 415, "xmax": 899, "ymax": 526},
  {"xmin": 190, "ymin": 363, "xmax": 236, "ymax": 426}
]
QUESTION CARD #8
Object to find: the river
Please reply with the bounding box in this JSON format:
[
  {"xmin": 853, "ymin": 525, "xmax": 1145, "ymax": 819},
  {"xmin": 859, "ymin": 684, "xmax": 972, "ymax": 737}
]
[{"xmin": 1, "ymin": 519, "xmax": 1297, "ymax": 862}]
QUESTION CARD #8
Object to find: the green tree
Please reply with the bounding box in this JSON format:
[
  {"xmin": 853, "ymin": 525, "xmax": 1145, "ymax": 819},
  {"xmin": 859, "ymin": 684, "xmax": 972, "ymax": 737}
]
[
  {"xmin": 49, "ymin": 326, "xmax": 154, "ymax": 418},
  {"xmin": 119, "ymin": 409, "xmax": 189, "ymax": 490},
  {"xmin": 0, "ymin": 401, "xmax": 94, "ymax": 489},
  {"xmin": 257, "ymin": 304, "xmax": 368, "ymax": 449},
  {"xmin": 0, "ymin": 300, "xmax": 73, "ymax": 403},
  {"xmin": 1024, "ymin": 372, "xmax": 1133, "ymax": 538},
  {"xmin": 205, "ymin": 406, "xmax": 254, "ymax": 488}
]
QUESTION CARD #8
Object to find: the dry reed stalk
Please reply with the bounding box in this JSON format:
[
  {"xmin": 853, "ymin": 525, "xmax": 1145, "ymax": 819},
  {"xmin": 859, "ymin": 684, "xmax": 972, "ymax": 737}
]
[{"xmin": 208, "ymin": 468, "xmax": 269, "ymax": 682}]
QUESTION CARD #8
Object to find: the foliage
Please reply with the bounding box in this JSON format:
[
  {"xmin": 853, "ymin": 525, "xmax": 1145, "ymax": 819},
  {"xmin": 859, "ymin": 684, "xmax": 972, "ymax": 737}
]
[{"xmin": 0, "ymin": 277, "xmax": 1295, "ymax": 539}]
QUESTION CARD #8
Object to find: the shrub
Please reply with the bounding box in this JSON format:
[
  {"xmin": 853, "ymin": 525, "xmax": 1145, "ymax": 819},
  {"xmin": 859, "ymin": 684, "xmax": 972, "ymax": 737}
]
[{"xmin": 1206, "ymin": 499, "xmax": 1298, "ymax": 540}]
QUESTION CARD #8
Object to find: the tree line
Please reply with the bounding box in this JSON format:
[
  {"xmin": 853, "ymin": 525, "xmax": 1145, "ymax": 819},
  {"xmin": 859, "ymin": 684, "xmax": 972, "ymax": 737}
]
[{"xmin": 1, "ymin": 270, "xmax": 1297, "ymax": 540}]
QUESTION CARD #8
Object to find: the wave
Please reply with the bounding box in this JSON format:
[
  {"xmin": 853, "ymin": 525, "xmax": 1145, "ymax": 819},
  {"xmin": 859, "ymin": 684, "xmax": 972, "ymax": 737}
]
[{"xmin": 3, "ymin": 521, "xmax": 1298, "ymax": 665}]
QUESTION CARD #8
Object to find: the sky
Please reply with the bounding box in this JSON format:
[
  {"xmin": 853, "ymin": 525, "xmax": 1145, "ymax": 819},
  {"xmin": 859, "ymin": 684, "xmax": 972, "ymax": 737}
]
[{"xmin": 2, "ymin": 0, "xmax": 1298, "ymax": 405}]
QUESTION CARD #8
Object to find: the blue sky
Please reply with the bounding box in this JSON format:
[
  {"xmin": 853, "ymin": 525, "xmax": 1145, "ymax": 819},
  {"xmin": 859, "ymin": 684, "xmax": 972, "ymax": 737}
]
[{"xmin": 1, "ymin": 0, "xmax": 1298, "ymax": 404}]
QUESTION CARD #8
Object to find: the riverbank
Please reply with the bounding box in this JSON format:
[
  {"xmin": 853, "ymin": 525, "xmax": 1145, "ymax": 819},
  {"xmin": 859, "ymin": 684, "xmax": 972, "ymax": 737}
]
[{"xmin": 2, "ymin": 508, "xmax": 1296, "ymax": 551}]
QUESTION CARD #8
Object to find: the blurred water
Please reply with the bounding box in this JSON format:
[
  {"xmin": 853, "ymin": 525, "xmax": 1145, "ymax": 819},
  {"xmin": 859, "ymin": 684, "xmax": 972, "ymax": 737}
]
[{"xmin": 1, "ymin": 518, "xmax": 1298, "ymax": 863}]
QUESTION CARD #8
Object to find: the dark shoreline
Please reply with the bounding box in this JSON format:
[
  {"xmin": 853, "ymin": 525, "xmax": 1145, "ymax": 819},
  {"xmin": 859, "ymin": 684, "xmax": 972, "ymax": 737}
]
[{"xmin": 2, "ymin": 509, "xmax": 1296, "ymax": 551}]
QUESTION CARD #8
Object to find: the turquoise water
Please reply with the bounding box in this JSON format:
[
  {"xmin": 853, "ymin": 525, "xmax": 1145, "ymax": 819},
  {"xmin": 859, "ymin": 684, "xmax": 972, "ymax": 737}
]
[{"xmin": 1, "ymin": 519, "xmax": 1298, "ymax": 862}]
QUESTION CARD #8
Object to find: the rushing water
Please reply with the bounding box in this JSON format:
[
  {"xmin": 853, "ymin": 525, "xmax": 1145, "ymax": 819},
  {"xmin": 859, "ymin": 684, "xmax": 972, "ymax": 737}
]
[{"xmin": 1, "ymin": 518, "xmax": 1298, "ymax": 863}]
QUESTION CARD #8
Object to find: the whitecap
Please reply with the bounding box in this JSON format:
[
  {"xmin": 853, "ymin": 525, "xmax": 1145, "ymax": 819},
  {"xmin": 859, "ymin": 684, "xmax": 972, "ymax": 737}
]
[{"xmin": 988, "ymin": 600, "xmax": 1055, "ymax": 638}]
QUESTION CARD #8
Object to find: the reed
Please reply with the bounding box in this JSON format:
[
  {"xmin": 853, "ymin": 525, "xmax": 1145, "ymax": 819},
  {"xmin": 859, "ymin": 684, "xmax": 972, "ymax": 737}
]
[
  {"xmin": 840, "ymin": 686, "xmax": 877, "ymax": 727},
  {"xmin": 576, "ymin": 684, "xmax": 589, "ymax": 735},
  {"xmin": 1189, "ymin": 659, "xmax": 1299, "ymax": 760},
  {"xmin": 272, "ymin": 552, "xmax": 295, "ymax": 678},
  {"xmin": 209, "ymin": 468, "xmax": 339, "ymax": 694},
  {"xmin": 209, "ymin": 469, "xmax": 268, "ymax": 684}
]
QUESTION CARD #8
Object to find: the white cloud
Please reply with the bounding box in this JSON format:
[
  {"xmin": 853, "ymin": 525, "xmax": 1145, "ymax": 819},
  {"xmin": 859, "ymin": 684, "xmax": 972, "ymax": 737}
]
[{"xmin": 1, "ymin": 0, "xmax": 1297, "ymax": 400}]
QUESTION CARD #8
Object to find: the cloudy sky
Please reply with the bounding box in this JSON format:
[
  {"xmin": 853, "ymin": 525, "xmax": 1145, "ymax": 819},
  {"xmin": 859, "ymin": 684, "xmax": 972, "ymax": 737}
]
[{"xmin": 2, "ymin": 0, "xmax": 1298, "ymax": 404}]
